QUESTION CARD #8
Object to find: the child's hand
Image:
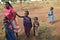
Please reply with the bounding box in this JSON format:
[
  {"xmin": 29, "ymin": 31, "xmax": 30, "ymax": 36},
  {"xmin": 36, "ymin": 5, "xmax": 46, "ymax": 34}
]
[
  {"xmin": 2, "ymin": 27, "xmax": 4, "ymax": 30},
  {"xmin": 9, "ymin": 24, "xmax": 13, "ymax": 29}
]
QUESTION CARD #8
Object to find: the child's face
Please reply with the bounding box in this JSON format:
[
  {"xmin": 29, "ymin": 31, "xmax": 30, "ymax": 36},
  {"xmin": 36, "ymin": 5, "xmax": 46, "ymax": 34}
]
[
  {"xmin": 24, "ymin": 12, "xmax": 28, "ymax": 17},
  {"xmin": 34, "ymin": 18, "xmax": 38, "ymax": 22}
]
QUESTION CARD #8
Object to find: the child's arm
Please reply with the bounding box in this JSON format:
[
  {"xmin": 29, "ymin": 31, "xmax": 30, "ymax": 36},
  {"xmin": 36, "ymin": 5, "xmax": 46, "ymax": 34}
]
[
  {"xmin": 38, "ymin": 22, "xmax": 40, "ymax": 27},
  {"xmin": 31, "ymin": 18, "xmax": 32, "ymax": 27},
  {"xmin": 2, "ymin": 26, "xmax": 4, "ymax": 30},
  {"xmin": 10, "ymin": 12, "xmax": 24, "ymax": 22},
  {"xmin": 16, "ymin": 13, "xmax": 24, "ymax": 18},
  {"xmin": 33, "ymin": 22, "xmax": 35, "ymax": 36},
  {"xmin": 29, "ymin": 17, "xmax": 32, "ymax": 27},
  {"xmin": 33, "ymin": 22, "xmax": 35, "ymax": 27},
  {"xmin": 2, "ymin": 22, "xmax": 5, "ymax": 30}
]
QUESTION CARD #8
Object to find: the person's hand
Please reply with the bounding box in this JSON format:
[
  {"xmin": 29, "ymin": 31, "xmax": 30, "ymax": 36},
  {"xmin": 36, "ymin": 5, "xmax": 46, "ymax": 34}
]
[
  {"xmin": 10, "ymin": 17, "xmax": 14, "ymax": 23},
  {"xmin": 10, "ymin": 19, "xmax": 13, "ymax": 23},
  {"xmin": 9, "ymin": 24, "xmax": 12, "ymax": 29},
  {"xmin": 2, "ymin": 27, "xmax": 4, "ymax": 30}
]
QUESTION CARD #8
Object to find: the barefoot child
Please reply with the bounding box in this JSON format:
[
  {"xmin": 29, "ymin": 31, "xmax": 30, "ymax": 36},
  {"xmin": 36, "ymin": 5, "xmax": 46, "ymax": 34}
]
[
  {"xmin": 33, "ymin": 17, "xmax": 39, "ymax": 36},
  {"xmin": 16, "ymin": 10, "xmax": 32, "ymax": 38},
  {"xmin": 2, "ymin": 17, "xmax": 16, "ymax": 40},
  {"xmin": 48, "ymin": 7, "xmax": 54, "ymax": 24}
]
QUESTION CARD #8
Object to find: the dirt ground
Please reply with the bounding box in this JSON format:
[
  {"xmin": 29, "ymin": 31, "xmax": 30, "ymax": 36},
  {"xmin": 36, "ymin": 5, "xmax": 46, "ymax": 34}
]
[{"xmin": 0, "ymin": 2, "xmax": 60, "ymax": 40}]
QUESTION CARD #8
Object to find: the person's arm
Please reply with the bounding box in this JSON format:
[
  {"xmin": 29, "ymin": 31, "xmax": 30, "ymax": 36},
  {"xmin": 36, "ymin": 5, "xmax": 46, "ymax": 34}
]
[
  {"xmin": 2, "ymin": 20, "xmax": 5, "ymax": 30},
  {"xmin": 2, "ymin": 27, "xmax": 4, "ymax": 30},
  {"xmin": 38, "ymin": 22, "xmax": 40, "ymax": 27},
  {"xmin": 16, "ymin": 13, "xmax": 24, "ymax": 18},
  {"xmin": 29, "ymin": 18, "xmax": 32, "ymax": 27},
  {"xmin": 33, "ymin": 22, "xmax": 35, "ymax": 27},
  {"xmin": 10, "ymin": 8, "xmax": 23, "ymax": 22}
]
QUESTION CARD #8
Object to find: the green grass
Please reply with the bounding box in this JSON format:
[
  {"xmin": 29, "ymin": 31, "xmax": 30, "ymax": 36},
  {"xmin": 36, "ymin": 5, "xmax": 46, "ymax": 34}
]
[{"xmin": 38, "ymin": 26, "xmax": 51, "ymax": 40}]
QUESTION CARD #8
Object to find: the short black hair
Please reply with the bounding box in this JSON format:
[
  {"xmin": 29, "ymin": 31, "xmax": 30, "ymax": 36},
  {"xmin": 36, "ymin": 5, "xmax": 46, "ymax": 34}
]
[
  {"xmin": 50, "ymin": 7, "xmax": 54, "ymax": 10},
  {"xmin": 34, "ymin": 17, "xmax": 38, "ymax": 20},
  {"xmin": 25, "ymin": 10, "xmax": 29, "ymax": 15},
  {"xmin": 5, "ymin": 1, "xmax": 13, "ymax": 8}
]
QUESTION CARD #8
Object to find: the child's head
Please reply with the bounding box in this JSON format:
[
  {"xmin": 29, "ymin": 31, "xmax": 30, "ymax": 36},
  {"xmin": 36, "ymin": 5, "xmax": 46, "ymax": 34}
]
[
  {"xmin": 34, "ymin": 17, "xmax": 38, "ymax": 21},
  {"xmin": 24, "ymin": 10, "xmax": 29, "ymax": 17},
  {"xmin": 50, "ymin": 7, "xmax": 54, "ymax": 11}
]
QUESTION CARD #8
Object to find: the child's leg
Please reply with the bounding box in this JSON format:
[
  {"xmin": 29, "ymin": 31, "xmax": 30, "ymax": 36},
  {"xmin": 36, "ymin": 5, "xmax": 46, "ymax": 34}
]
[
  {"xmin": 25, "ymin": 29, "xmax": 28, "ymax": 37},
  {"xmin": 35, "ymin": 27, "xmax": 38, "ymax": 36},
  {"xmin": 27, "ymin": 26, "xmax": 32, "ymax": 37},
  {"xmin": 33, "ymin": 27, "xmax": 35, "ymax": 36},
  {"xmin": 14, "ymin": 32, "xmax": 18, "ymax": 40},
  {"xmin": 25, "ymin": 26, "xmax": 32, "ymax": 40},
  {"xmin": 24, "ymin": 26, "xmax": 31, "ymax": 38},
  {"xmin": 36, "ymin": 30, "xmax": 38, "ymax": 36},
  {"xmin": 27, "ymin": 31, "xmax": 30, "ymax": 37},
  {"xmin": 16, "ymin": 33, "xmax": 19, "ymax": 40}
]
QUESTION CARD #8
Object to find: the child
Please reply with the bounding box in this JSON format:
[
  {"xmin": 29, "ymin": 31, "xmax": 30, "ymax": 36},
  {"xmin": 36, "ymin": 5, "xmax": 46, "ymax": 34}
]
[
  {"xmin": 2, "ymin": 17, "xmax": 16, "ymax": 40},
  {"xmin": 16, "ymin": 10, "xmax": 32, "ymax": 39},
  {"xmin": 33, "ymin": 17, "xmax": 39, "ymax": 36},
  {"xmin": 48, "ymin": 7, "xmax": 54, "ymax": 24}
]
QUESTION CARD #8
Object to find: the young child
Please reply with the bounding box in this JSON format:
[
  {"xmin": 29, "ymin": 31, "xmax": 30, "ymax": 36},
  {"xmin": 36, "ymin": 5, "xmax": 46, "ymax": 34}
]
[
  {"xmin": 2, "ymin": 17, "xmax": 16, "ymax": 40},
  {"xmin": 16, "ymin": 10, "xmax": 32, "ymax": 39},
  {"xmin": 48, "ymin": 7, "xmax": 54, "ymax": 24},
  {"xmin": 33, "ymin": 17, "xmax": 39, "ymax": 36}
]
